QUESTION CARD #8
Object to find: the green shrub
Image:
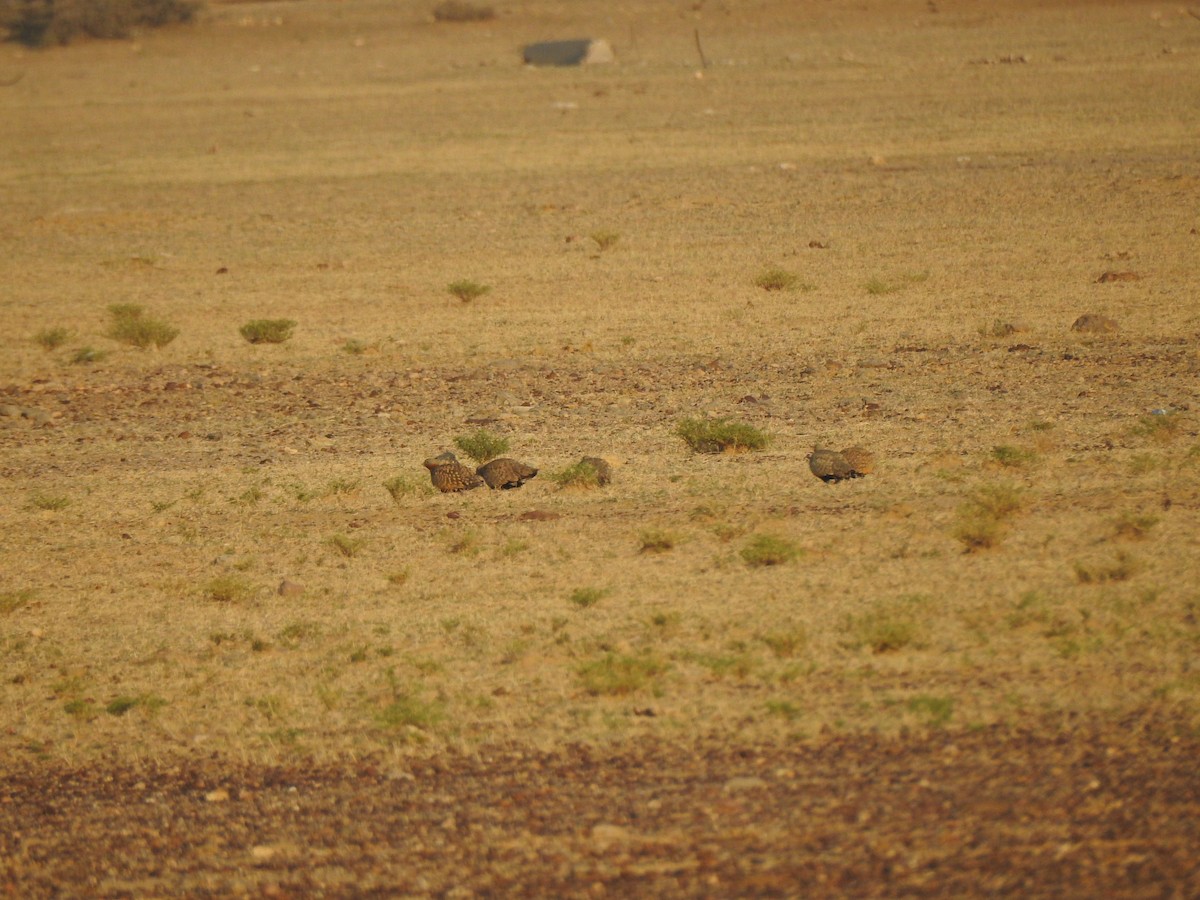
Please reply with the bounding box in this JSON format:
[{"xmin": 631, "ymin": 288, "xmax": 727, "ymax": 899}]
[
  {"xmin": 577, "ymin": 652, "xmax": 668, "ymax": 696},
  {"xmin": 34, "ymin": 327, "xmax": 70, "ymax": 350},
  {"xmin": 677, "ymin": 417, "xmax": 769, "ymax": 454},
  {"xmin": 843, "ymin": 602, "xmax": 922, "ymax": 653},
  {"xmin": 205, "ymin": 575, "xmax": 251, "ymax": 603},
  {"xmin": 740, "ymin": 534, "xmax": 799, "ymax": 567},
  {"xmin": 754, "ymin": 266, "xmax": 801, "ymax": 291},
  {"xmin": 239, "ymin": 319, "xmax": 296, "ymax": 345},
  {"xmin": 638, "ymin": 528, "xmax": 677, "ymax": 554},
  {"xmin": 953, "ymin": 482, "xmax": 1025, "ymax": 552},
  {"xmin": 569, "ymin": 586, "xmax": 607, "ymax": 609},
  {"xmin": 553, "ymin": 459, "xmax": 603, "ymax": 489},
  {"xmin": 107, "ymin": 303, "xmax": 178, "ymax": 349},
  {"xmin": 447, "ymin": 279, "xmax": 490, "ymax": 302},
  {"xmin": 454, "ymin": 428, "xmax": 509, "ymax": 464},
  {"xmin": 990, "ymin": 445, "xmax": 1037, "ymax": 468},
  {"xmin": 2, "ymin": 0, "xmax": 201, "ymax": 47}
]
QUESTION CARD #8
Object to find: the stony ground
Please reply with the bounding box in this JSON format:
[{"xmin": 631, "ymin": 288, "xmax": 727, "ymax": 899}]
[{"xmin": 5, "ymin": 718, "xmax": 1199, "ymax": 897}]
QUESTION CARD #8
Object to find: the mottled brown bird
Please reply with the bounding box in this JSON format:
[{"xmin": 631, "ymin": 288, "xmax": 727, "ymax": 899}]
[
  {"xmin": 579, "ymin": 456, "xmax": 613, "ymax": 486},
  {"xmin": 840, "ymin": 445, "xmax": 875, "ymax": 476},
  {"xmin": 424, "ymin": 452, "xmax": 484, "ymax": 492},
  {"xmin": 477, "ymin": 457, "xmax": 539, "ymax": 490},
  {"xmin": 808, "ymin": 447, "xmax": 857, "ymax": 483}
]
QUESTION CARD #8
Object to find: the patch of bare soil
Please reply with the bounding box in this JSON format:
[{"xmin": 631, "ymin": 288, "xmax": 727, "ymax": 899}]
[{"xmin": 3, "ymin": 719, "xmax": 1198, "ymax": 897}]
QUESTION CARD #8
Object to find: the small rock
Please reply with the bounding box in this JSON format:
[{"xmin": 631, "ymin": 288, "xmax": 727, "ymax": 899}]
[
  {"xmin": 277, "ymin": 579, "xmax": 304, "ymax": 598},
  {"xmin": 250, "ymin": 845, "xmax": 276, "ymax": 861},
  {"xmin": 205, "ymin": 789, "xmax": 230, "ymax": 803},
  {"xmin": 524, "ymin": 39, "xmax": 614, "ymax": 67},
  {"xmin": 1071, "ymin": 313, "xmax": 1119, "ymax": 334},
  {"xmin": 0, "ymin": 404, "xmax": 20, "ymax": 417}
]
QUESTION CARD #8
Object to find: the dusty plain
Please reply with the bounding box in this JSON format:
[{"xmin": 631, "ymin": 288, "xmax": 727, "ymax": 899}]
[{"xmin": 2, "ymin": 0, "xmax": 1200, "ymax": 894}]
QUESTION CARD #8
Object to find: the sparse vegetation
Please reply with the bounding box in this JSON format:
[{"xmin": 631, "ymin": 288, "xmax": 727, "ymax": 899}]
[
  {"xmin": 754, "ymin": 266, "xmax": 801, "ymax": 291},
  {"xmin": 590, "ymin": 229, "xmax": 621, "ymax": 252},
  {"xmin": 447, "ymin": 531, "xmax": 480, "ymax": 556},
  {"xmin": 1113, "ymin": 513, "xmax": 1158, "ymax": 541},
  {"xmin": 843, "ymin": 597, "xmax": 927, "ymax": 653},
  {"xmin": 341, "ymin": 339, "xmax": 369, "ymax": 355},
  {"xmin": 377, "ymin": 669, "xmax": 444, "ymax": 733},
  {"xmin": 908, "ymin": 695, "xmax": 954, "ymax": 727},
  {"xmin": 638, "ymin": 528, "xmax": 677, "ymax": 554},
  {"xmin": 106, "ymin": 694, "xmax": 165, "ymax": 717},
  {"xmin": 70, "ymin": 346, "xmax": 108, "ymax": 364},
  {"xmin": 384, "ymin": 474, "xmax": 429, "ymax": 502},
  {"xmin": 239, "ymin": 319, "xmax": 296, "ymax": 345},
  {"xmin": 865, "ymin": 271, "xmax": 928, "ymax": 295},
  {"xmin": 329, "ymin": 533, "xmax": 363, "ymax": 558},
  {"xmin": 677, "ymin": 417, "xmax": 769, "ymax": 454},
  {"xmin": 1073, "ymin": 552, "xmax": 1140, "ymax": 585},
  {"xmin": 63, "ymin": 698, "xmax": 97, "ymax": 720},
  {"xmin": 991, "ymin": 445, "xmax": 1037, "ymax": 468},
  {"xmin": 34, "ymin": 327, "xmax": 70, "ymax": 351},
  {"xmin": 577, "ymin": 652, "xmax": 668, "ymax": 696},
  {"xmin": 205, "ymin": 575, "xmax": 252, "ymax": 603},
  {"xmin": 764, "ymin": 699, "xmax": 803, "ymax": 721},
  {"xmin": 29, "ymin": 494, "xmax": 70, "ymax": 511},
  {"xmin": 759, "ymin": 627, "xmax": 807, "ymax": 659},
  {"xmin": 2, "ymin": 0, "xmax": 201, "ymax": 47},
  {"xmin": 447, "ymin": 279, "xmax": 490, "ymax": 302},
  {"xmin": 569, "ymin": 586, "xmax": 608, "ymax": 609},
  {"xmin": 1131, "ymin": 412, "xmax": 1181, "ymax": 444},
  {"xmin": 0, "ymin": 589, "xmax": 34, "ymax": 616},
  {"xmin": 553, "ymin": 459, "xmax": 603, "ymax": 489},
  {"xmin": 107, "ymin": 303, "xmax": 178, "ymax": 349},
  {"xmin": 953, "ymin": 482, "xmax": 1025, "ymax": 552},
  {"xmin": 454, "ymin": 428, "xmax": 509, "ymax": 463},
  {"xmin": 740, "ymin": 534, "xmax": 799, "ymax": 567}
]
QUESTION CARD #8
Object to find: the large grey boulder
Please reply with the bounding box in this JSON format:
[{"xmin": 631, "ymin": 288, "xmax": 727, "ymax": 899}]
[{"xmin": 523, "ymin": 39, "xmax": 614, "ymax": 67}]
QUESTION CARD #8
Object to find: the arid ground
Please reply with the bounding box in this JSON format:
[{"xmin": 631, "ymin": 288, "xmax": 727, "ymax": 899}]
[{"xmin": 2, "ymin": 0, "xmax": 1199, "ymax": 894}]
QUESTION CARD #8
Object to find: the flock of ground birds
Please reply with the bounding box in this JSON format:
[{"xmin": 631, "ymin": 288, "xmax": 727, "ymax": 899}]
[{"xmin": 421, "ymin": 446, "xmax": 874, "ymax": 492}]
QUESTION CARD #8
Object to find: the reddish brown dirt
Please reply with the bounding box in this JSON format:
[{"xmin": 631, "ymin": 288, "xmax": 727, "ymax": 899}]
[{"xmin": 4, "ymin": 719, "xmax": 1199, "ymax": 897}]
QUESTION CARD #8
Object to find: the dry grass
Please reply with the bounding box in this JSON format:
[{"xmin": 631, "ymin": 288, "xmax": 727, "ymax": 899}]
[{"xmin": 0, "ymin": 0, "xmax": 1197, "ymax": 765}]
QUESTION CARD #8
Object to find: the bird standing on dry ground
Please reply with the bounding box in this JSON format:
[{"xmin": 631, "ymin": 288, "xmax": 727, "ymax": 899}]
[
  {"xmin": 839, "ymin": 445, "xmax": 875, "ymax": 476},
  {"xmin": 424, "ymin": 452, "xmax": 485, "ymax": 492},
  {"xmin": 477, "ymin": 457, "xmax": 539, "ymax": 490},
  {"xmin": 808, "ymin": 446, "xmax": 872, "ymax": 483}
]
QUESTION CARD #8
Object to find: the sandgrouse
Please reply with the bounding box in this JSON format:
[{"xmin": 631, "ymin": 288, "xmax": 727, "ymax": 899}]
[
  {"xmin": 476, "ymin": 457, "xmax": 539, "ymax": 490},
  {"xmin": 808, "ymin": 447, "xmax": 859, "ymax": 483},
  {"xmin": 423, "ymin": 452, "xmax": 485, "ymax": 492},
  {"xmin": 839, "ymin": 445, "xmax": 876, "ymax": 476}
]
